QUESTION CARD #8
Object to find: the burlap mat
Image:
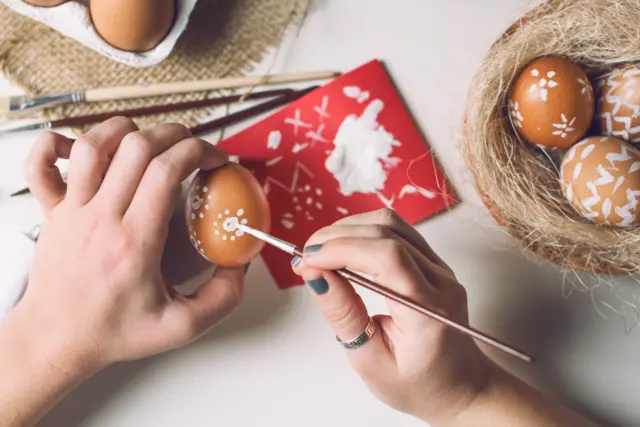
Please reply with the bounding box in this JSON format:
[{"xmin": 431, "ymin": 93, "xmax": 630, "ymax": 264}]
[{"xmin": 0, "ymin": 0, "xmax": 311, "ymax": 132}]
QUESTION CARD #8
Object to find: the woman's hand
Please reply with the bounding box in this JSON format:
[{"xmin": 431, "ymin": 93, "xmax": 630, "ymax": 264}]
[
  {"xmin": 17, "ymin": 117, "xmax": 245, "ymax": 367},
  {"xmin": 0, "ymin": 118, "xmax": 245, "ymax": 427},
  {"xmin": 291, "ymin": 209, "xmax": 489, "ymax": 425},
  {"xmin": 292, "ymin": 209, "xmax": 601, "ymax": 427}
]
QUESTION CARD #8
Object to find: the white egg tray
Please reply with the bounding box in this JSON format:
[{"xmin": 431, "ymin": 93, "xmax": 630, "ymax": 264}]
[{"xmin": 0, "ymin": 0, "xmax": 198, "ymax": 68}]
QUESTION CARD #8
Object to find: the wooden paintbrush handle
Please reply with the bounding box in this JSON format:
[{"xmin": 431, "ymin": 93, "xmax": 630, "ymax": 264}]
[{"xmin": 85, "ymin": 71, "xmax": 338, "ymax": 103}]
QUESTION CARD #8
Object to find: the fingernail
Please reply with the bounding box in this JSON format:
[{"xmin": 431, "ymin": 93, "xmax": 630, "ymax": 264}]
[
  {"xmin": 306, "ymin": 277, "xmax": 329, "ymax": 295},
  {"xmin": 243, "ymin": 263, "xmax": 251, "ymax": 275},
  {"xmin": 304, "ymin": 244, "xmax": 323, "ymax": 256},
  {"xmin": 291, "ymin": 256, "xmax": 301, "ymax": 267}
]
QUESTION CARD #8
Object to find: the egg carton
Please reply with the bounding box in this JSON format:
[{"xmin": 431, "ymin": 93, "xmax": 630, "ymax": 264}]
[{"xmin": 0, "ymin": 0, "xmax": 198, "ymax": 68}]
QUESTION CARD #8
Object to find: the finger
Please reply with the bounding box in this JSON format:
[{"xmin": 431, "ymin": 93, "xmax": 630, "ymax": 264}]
[
  {"xmin": 334, "ymin": 209, "xmax": 453, "ymax": 275},
  {"xmin": 302, "ymin": 237, "xmax": 431, "ymax": 298},
  {"xmin": 301, "ymin": 238, "xmax": 449, "ymax": 331},
  {"xmin": 164, "ymin": 266, "xmax": 244, "ymax": 346},
  {"xmin": 66, "ymin": 117, "xmax": 139, "ymax": 206},
  {"xmin": 24, "ymin": 132, "xmax": 73, "ymax": 213},
  {"xmin": 97, "ymin": 123, "xmax": 192, "ymax": 214},
  {"xmin": 292, "ymin": 259, "xmax": 395, "ymax": 374},
  {"xmin": 307, "ymin": 224, "xmax": 447, "ymax": 288},
  {"xmin": 124, "ymin": 138, "xmax": 228, "ymax": 246}
]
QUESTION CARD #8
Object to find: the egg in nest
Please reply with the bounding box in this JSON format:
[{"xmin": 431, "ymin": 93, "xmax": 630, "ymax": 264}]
[
  {"xmin": 560, "ymin": 136, "xmax": 640, "ymax": 227},
  {"xmin": 509, "ymin": 56, "xmax": 594, "ymax": 149}
]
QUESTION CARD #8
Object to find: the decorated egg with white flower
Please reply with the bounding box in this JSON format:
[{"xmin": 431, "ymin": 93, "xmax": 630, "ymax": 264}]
[
  {"xmin": 509, "ymin": 56, "xmax": 594, "ymax": 149},
  {"xmin": 185, "ymin": 163, "xmax": 271, "ymax": 267},
  {"xmin": 560, "ymin": 136, "xmax": 640, "ymax": 227}
]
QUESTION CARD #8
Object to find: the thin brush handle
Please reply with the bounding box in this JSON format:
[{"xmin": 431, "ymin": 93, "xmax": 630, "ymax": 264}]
[
  {"xmin": 190, "ymin": 86, "xmax": 317, "ymax": 135},
  {"xmin": 290, "ymin": 247, "xmax": 534, "ymax": 363},
  {"xmin": 50, "ymin": 89, "xmax": 294, "ymax": 128},
  {"xmin": 85, "ymin": 71, "xmax": 338, "ymax": 103}
]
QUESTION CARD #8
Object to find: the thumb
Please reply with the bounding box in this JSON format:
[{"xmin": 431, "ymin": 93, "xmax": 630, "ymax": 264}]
[{"xmin": 166, "ymin": 266, "xmax": 245, "ymax": 345}]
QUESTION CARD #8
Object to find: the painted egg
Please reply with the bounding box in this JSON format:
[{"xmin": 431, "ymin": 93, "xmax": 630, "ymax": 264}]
[
  {"xmin": 22, "ymin": 0, "xmax": 68, "ymax": 6},
  {"xmin": 185, "ymin": 163, "xmax": 271, "ymax": 267},
  {"xmin": 597, "ymin": 65, "xmax": 640, "ymax": 144},
  {"xmin": 90, "ymin": 0, "xmax": 175, "ymax": 52},
  {"xmin": 509, "ymin": 56, "xmax": 594, "ymax": 149},
  {"xmin": 560, "ymin": 136, "xmax": 640, "ymax": 227}
]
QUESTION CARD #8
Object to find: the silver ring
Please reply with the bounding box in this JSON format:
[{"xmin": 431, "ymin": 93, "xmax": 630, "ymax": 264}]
[{"xmin": 336, "ymin": 318, "xmax": 376, "ymax": 350}]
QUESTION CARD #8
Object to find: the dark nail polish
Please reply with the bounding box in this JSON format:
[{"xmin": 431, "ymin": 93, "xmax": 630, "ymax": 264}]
[
  {"xmin": 306, "ymin": 277, "xmax": 329, "ymax": 295},
  {"xmin": 243, "ymin": 263, "xmax": 251, "ymax": 275},
  {"xmin": 304, "ymin": 244, "xmax": 323, "ymax": 256},
  {"xmin": 291, "ymin": 256, "xmax": 301, "ymax": 267}
]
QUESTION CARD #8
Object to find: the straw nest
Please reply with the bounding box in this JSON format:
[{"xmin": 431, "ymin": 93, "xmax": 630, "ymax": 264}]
[{"xmin": 463, "ymin": 0, "xmax": 640, "ymax": 275}]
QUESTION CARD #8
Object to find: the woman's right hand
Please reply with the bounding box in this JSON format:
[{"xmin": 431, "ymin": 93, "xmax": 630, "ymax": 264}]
[{"xmin": 291, "ymin": 209, "xmax": 491, "ymax": 425}]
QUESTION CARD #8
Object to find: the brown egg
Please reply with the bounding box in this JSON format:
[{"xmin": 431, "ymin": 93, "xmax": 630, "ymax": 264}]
[
  {"xmin": 185, "ymin": 163, "xmax": 271, "ymax": 267},
  {"xmin": 509, "ymin": 56, "xmax": 594, "ymax": 149},
  {"xmin": 560, "ymin": 136, "xmax": 640, "ymax": 227},
  {"xmin": 22, "ymin": 0, "xmax": 68, "ymax": 6},
  {"xmin": 90, "ymin": 0, "xmax": 176, "ymax": 52},
  {"xmin": 596, "ymin": 65, "xmax": 640, "ymax": 144}
]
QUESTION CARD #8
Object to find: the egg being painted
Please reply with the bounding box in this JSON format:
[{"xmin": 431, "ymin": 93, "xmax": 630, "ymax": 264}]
[
  {"xmin": 509, "ymin": 56, "xmax": 594, "ymax": 149},
  {"xmin": 597, "ymin": 65, "xmax": 640, "ymax": 145},
  {"xmin": 185, "ymin": 163, "xmax": 271, "ymax": 267},
  {"xmin": 560, "ymin": 136, "xmax": 640, "ymax": 228}
]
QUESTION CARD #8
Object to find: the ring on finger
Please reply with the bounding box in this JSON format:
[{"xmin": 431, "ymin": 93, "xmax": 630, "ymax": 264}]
[{"xmin": 336, "ymin": 318, "xmax": 376, "ymax": 350}]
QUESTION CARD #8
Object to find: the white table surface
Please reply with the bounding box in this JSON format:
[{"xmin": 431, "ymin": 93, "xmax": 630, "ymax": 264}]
[{"xmin": 2, "ymin": 1, "xmax": 639, "ymax": 426}]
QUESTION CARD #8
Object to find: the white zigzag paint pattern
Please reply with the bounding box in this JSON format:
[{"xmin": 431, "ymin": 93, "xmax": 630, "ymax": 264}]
[{"xmin": 600, "ymin": 67, "xmax": 640, "ymax": 142}]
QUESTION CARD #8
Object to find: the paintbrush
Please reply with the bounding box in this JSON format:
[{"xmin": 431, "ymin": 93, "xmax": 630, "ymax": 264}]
[
  {"xmin": 236, "ymin": 223, "xmax": 535, "ymax": 364},
  {"xmin": 0, "ymin": 88, "xmax": 294, "ymax": 136},
  {"xmin": 0, "ymin": 70, "xmax": 339, "ymax": 115}
]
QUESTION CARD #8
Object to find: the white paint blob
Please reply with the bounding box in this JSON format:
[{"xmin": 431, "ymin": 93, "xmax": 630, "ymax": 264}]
[
  {"xmin": 191, "ymin": 213, "xmax": 196, "ymax": 220},
  {"xmin": 223, "ymin": 235, "xmax": 228, "ymax": 241},
  {"xmin": 202, "ymin": 186, "xmax": 208, "ymax": 193},
  {"xmin": 223, "ymin": 217, "xmax": 239, "ymax": 233},
  {"xmin": 199, "ymin": 213, "xmax": 204, "ymax": 219},
  {"xmin": 281, "ymin": 219, "xmax": 295, "ymax": 229},
  {"xmin": 241, "ymin": 218, "xmax": 248, "ymax": 225},
  {"xmin": 325, "ymin": 99, "xmax": 401, "ymax": 196},
  {"xmin": 218, "ymin": 213, "xmax": 223, "ymax": 219},
  {"xmin": 231, "ymin": 236, "xmax": 236, "ymax": 241},
  {"xmin": 267, "ymin": 130, "xmax": 282, "ymax": 150},
  {"xmin": 224, "ymin": 209, "xmax": 230, "ymax": 215},
  {"xmin": 214, "ymin": 230, "xmax": 220, "ymax": 235},
  {"xmin": 236, "ymin": 208, "xmax": 244, "ymax": 216}
]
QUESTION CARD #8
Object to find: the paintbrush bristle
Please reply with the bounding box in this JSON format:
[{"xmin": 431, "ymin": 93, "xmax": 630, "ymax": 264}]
[{"xmin": 0, "ymin": 97, "xmax": 9, "ymax": 115}]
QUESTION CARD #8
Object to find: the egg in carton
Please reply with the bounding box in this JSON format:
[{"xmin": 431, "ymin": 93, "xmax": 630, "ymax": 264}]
[{"xmin": 0, "ymin": 0, "xmax": 198, "ymax": 67}]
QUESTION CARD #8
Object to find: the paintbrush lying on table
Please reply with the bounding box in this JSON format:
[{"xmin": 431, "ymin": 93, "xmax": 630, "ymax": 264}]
[
  {"xmin": 0, "ymin": 70, "xmax": 338, "ymax": 115},
  {"xmin": 0, "ymin": 88, "xmax": 294, "ymax": 136},
  {"xmin": 236, "ymin": 223, "xmax": 535, "ymax": 364}
]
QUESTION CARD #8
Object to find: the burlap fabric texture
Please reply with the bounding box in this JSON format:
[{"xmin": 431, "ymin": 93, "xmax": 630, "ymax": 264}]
[{"xmin": 0, "ymin": 0, "xmax": 311, "ymax": 132}]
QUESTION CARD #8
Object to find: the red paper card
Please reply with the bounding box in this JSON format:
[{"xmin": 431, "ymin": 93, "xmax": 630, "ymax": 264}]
[{"xmin": 217, "ymin": 59, "xmax": 456, "ymax": 288}]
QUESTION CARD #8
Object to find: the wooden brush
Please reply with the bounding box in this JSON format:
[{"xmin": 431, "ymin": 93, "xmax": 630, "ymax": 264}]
[{"xmin": 0, "ymin": 70, "xmax": 338, "ymax": 115}]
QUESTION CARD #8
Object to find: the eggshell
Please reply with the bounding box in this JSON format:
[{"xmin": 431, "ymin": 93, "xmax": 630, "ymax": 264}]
[
  {"xmin": 90, "ymin": 0, "xmax": 176, "ymax": 52},
  {"xmin": 185, "ymin": 163, "xmax": 271, "ymax": 267},
  {"xmin": 596, "ymin": 65, "xmax": 640, "ymax": 144},
  {"xmin": 509, "ymin": 56, "xmax": 594, "ymax": 149},
  {"xmin": 22, "ymin": 0, "xmax": 68, "ymax": 6},
  {"xmin": 560, "ymin": 136, "xmax": 640, "ymax": 227}
]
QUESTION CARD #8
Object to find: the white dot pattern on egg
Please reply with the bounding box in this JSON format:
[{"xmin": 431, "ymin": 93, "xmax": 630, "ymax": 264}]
[{"xmin": 561, "ymin": 136, "xmax": 640, "ymax": 227}]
